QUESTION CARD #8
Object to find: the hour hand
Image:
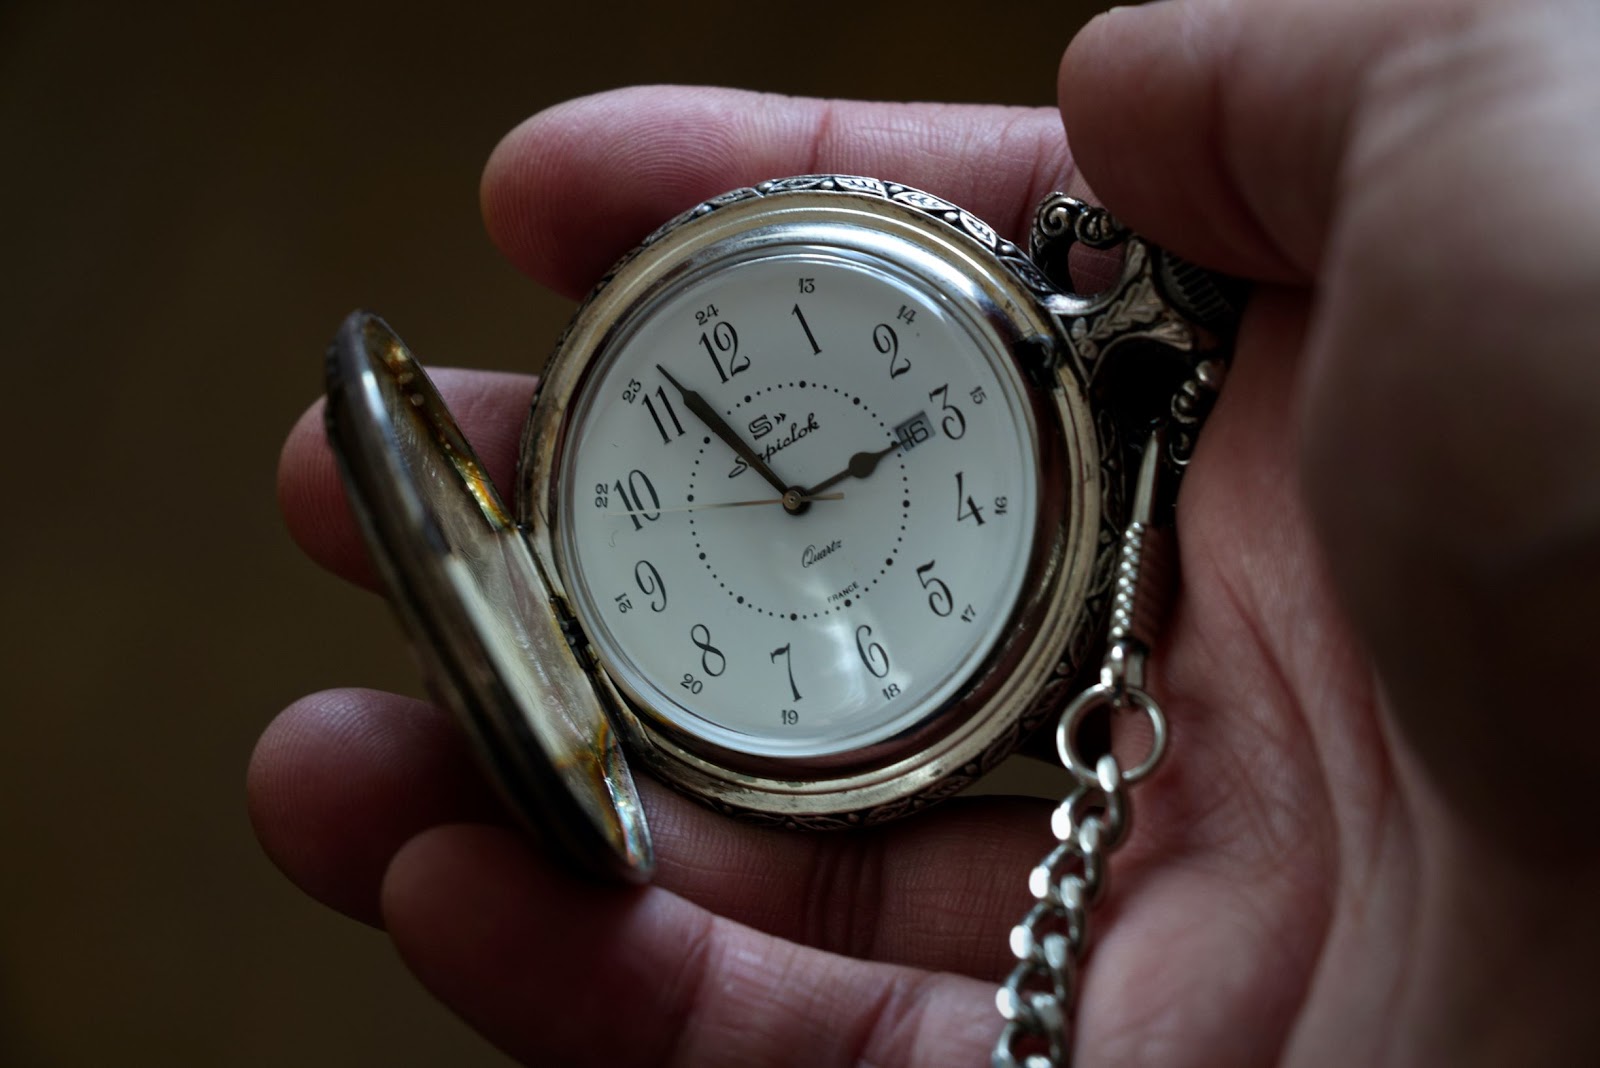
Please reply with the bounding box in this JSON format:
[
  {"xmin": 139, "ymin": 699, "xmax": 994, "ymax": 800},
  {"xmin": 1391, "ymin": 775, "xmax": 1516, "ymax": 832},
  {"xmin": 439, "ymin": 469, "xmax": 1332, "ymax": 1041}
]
[
  {"xmin": 655, "ymin": 364, "xmax": 790, "ymax": 496},
  {"xmin": 802, "ymin": 441, "xmax": 901, "ymax": 497}
]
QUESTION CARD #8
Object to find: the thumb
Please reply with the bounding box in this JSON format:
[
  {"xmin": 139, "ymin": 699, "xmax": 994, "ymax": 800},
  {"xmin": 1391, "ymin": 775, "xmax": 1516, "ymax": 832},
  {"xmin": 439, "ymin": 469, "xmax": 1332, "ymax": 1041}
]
[
  {"xmin": 1059, "ymin": 0, "xmax": 1461, "ymax": 280},
  {"xmin": 1063, "ymin": 0, "xmax": 1600, "ymax": 857}
]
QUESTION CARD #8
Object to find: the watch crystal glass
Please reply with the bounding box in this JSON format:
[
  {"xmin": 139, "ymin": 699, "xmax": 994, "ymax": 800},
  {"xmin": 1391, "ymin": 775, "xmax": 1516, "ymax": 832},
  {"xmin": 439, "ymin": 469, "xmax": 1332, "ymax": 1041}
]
[{"xmin": 559, "ymin": 246, "xmax": 1041, "ymax": 761}]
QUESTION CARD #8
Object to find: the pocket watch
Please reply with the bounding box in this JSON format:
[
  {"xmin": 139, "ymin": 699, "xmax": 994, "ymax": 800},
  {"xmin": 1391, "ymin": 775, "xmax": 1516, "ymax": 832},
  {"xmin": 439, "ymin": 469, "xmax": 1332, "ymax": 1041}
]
[{"xmin": 323, "ymin": 175, "xmax": 1237, "ymax": 893}]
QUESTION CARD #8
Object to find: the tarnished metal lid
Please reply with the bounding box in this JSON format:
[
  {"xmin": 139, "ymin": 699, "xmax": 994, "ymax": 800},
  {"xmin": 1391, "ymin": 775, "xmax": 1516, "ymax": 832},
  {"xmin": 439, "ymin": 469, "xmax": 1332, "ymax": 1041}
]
[{"xmin": 322, "ymin": 311, "xmax": 653, "ymax": 883}]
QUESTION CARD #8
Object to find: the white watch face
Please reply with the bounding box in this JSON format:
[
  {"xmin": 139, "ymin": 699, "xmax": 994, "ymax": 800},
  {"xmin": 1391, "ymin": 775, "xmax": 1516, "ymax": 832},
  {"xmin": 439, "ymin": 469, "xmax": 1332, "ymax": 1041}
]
[{"xmin": 558, "ymin": 246, "xmax": 1040, "ymax": 760}]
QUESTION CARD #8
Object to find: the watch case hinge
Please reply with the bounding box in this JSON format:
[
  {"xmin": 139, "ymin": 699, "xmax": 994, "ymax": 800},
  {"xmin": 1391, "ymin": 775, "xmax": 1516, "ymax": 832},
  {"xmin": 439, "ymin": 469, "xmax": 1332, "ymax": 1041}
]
[
  {"xmin": 549, "ymin": 589, "xmax": 597, "ymax": 672},
  {"xmin": 1013, "ymin": 335, "xmax": 1062, "ymax": 393}
]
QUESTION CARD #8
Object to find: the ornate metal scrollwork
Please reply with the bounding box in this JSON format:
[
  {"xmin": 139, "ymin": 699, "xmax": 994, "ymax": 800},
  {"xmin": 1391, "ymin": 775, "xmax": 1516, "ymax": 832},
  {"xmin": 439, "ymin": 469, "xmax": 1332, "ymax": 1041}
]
[{"xmin": 1030, "ymin": 193, "xmax": 1131, "ymax": 260}]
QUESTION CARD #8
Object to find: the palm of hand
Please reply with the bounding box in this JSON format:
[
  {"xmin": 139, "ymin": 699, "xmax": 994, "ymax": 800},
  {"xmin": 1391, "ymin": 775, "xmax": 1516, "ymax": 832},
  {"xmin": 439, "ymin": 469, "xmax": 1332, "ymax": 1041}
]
[{"xmin": 1067, "ymin": 293, "xmax": 1390, "ymax": 1065}]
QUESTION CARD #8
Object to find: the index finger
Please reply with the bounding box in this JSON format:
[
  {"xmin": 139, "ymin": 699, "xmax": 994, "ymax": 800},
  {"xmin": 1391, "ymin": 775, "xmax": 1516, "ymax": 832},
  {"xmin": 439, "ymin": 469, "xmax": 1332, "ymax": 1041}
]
[
  {"xmin": 480, "ymin": 86, "xmax": 1081, "ymax": 300},
  {"xmin": 288, "ymin": 90, "xmax": 1082, "ymax": 589}
]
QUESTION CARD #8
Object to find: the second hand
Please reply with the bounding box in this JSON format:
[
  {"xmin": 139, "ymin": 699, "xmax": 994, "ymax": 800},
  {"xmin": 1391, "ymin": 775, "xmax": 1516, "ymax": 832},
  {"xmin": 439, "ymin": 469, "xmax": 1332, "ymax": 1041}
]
[{"xmin": 605, "ymin": 492, "xmax": 844, "ymax": 518}]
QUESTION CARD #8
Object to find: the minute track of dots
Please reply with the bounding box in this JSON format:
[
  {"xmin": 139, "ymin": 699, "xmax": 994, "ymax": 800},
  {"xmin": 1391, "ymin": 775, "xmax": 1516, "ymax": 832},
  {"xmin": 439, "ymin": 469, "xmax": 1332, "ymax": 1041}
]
[{"xmin": 686, "ymin": 381, "xmax": 910, "ymax": 620}]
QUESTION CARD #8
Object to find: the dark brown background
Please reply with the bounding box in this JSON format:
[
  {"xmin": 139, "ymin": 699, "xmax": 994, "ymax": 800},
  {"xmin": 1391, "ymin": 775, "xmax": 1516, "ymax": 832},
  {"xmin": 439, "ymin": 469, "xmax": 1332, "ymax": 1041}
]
[{"xmin": 1, "ymin": 1, "xmax": 1108, "ymax": 1062}]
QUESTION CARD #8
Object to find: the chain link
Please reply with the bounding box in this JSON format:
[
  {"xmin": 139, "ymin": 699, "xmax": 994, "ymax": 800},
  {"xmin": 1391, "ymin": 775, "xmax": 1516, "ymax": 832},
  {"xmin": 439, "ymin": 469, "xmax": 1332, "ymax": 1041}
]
[
  {"xmin": 991, "ymin": 713, "xmax": 1159, "ymax": 1068},
  {"xmin": 991, "ymin": 198, "xmax": 1235, "ymax": 1066},
  {"xmin": 993, "ymin": 430, "xmax": 1177, "ymax": 1068}
]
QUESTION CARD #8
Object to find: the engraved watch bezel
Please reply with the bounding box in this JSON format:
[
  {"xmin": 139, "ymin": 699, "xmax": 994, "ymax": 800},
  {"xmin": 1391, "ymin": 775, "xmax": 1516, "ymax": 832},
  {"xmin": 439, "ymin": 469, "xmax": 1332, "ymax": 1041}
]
[{"xmin": 516, "ymin": 178, "xmax": 1111, "ymax": 826}]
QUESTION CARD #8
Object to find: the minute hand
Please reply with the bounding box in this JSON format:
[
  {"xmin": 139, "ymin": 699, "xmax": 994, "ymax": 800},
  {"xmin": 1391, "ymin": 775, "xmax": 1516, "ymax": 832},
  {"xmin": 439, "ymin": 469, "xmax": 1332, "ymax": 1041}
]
[
  {"xmin": 802, "ymin": 441, "xmax": 901, "ymax": 497},
  {"xmin": 655, "ymin": 364, "xmax": 790, "ymax": 496}
]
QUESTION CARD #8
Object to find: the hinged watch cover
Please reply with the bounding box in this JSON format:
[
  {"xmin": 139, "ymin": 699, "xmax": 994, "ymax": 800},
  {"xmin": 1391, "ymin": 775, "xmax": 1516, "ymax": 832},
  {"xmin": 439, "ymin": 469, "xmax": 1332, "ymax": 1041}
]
[{"xmin": 323, "ymin": 311, "xmax": 653, "ymax": 882}]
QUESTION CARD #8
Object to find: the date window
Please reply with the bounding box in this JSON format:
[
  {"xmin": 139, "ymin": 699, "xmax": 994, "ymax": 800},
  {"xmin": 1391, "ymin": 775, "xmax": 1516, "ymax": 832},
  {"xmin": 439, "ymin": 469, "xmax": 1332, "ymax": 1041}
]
[{"xmin": 894, "ymin": 411, "xmax": 934, "ymax": 452}]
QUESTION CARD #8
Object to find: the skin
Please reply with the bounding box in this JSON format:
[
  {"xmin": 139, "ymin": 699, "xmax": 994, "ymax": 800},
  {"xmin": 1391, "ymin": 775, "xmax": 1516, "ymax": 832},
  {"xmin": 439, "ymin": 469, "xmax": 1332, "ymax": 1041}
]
[{"xmin": 254, "ymin": 0, "xmax": 1600, "ymax": 1064}]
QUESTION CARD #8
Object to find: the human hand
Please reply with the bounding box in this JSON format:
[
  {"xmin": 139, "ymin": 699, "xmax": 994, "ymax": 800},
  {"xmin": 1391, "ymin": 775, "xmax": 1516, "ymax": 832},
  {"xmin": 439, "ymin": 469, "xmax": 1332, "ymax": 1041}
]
[{"xmin": 252, "ymin": 0, "xmax": 1600, "ymax": 1063}]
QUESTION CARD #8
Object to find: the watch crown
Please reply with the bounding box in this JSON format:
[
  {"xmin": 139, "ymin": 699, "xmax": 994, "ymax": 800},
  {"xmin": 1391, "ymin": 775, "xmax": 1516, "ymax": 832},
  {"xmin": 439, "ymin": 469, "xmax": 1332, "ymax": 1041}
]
[{"xmin": 1154, "ymin": 252, "xmax": 1247, "ymax": 335}]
